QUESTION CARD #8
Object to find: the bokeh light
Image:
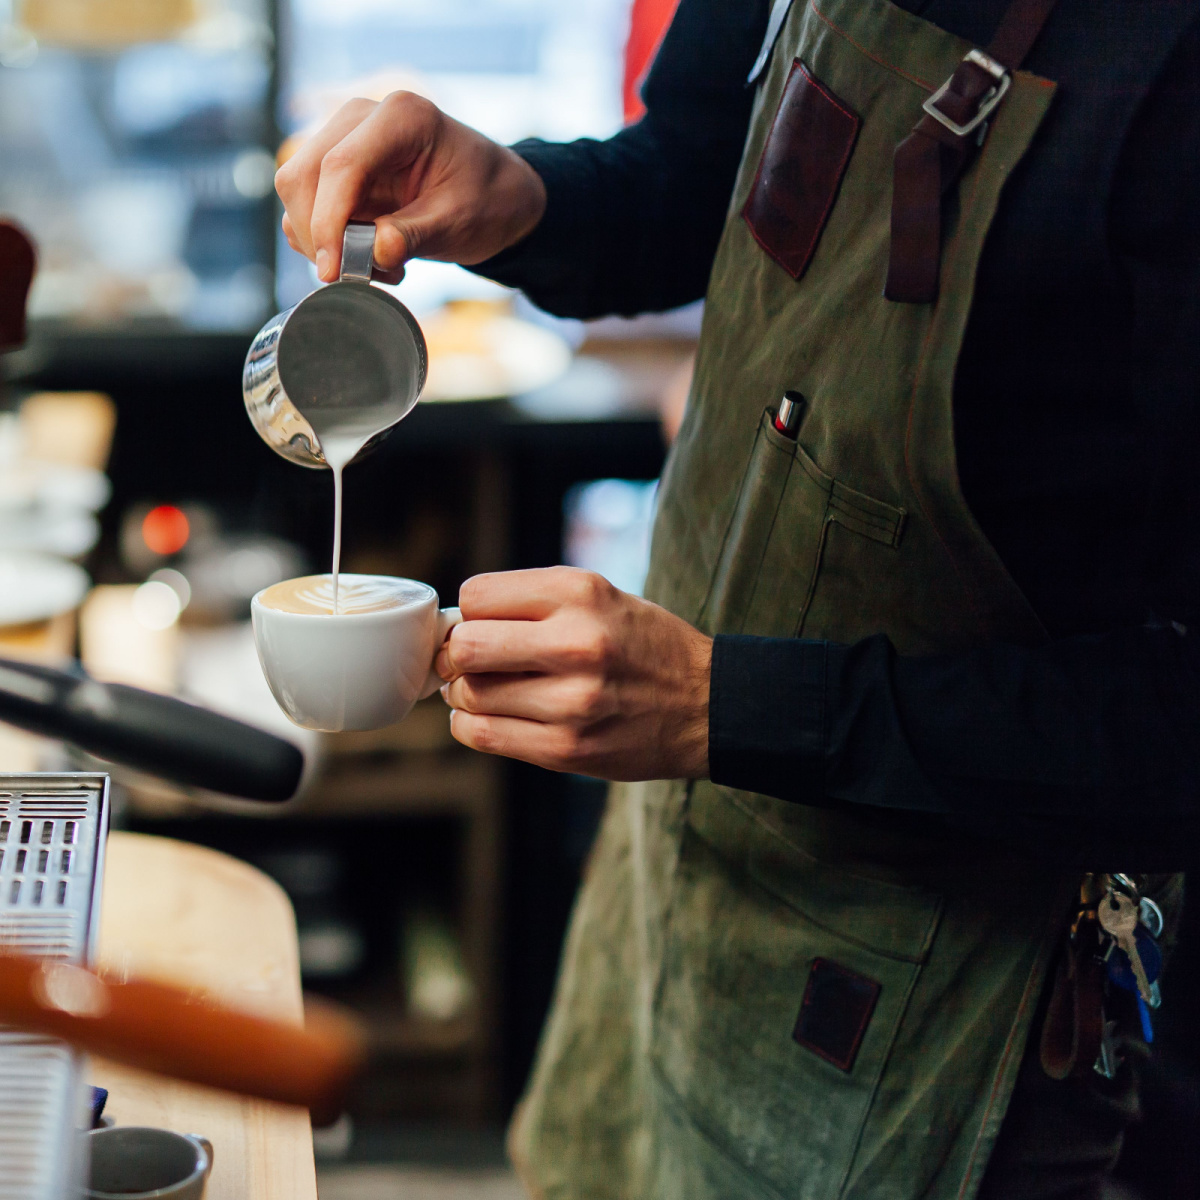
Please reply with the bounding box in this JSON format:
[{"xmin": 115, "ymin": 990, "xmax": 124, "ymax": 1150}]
[
  {"xmin": 141, "ymin": 505, "xmax": 190, "ymax": 556},
  {"xmin": 131, "ymin": 580, "xmax": 183, "ymax": 631}
]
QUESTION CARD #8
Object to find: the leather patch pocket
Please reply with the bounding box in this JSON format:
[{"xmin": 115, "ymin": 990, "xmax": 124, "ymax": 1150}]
[
  {"xmin": 743, "ymin": 60, "xmax": 860, "ymax": 280},
  {"xmin": 793, "ymin": 958, "xmax": 881, "ymax": 1072}
]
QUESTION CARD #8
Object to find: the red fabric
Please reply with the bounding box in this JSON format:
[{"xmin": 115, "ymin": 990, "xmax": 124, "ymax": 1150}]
[{"xmin": 622, "ymin": 0, "xmax": 681, "ymax": 124}]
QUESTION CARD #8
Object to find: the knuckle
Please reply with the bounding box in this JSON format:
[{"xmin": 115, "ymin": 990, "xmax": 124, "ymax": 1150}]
[
  {"xmin": 383, "ymin": 89, "xmax": 435, "ymax": 122},
  {"xmin": 380, "ymin": 88, "xmax": 412, "ymax": 108},
  {"xmin": 551, "ymin": 725, "xmax": 584, "ymax": 767},
  {"xmin": 561, "ymin": 728, "xmax": 602, "ymax": 774},
  {"xmin": 447, "ymin": 678, "xmax": 471, "ymax": 713},
  {"xmin": 337, "ymin": 96, "xmax": 376, "ymax": 121},
  {"xmin": 374, "ymin": 221, "xmax": 406, "ymax": 262},
  {"xmin": 389, "ymin": 217, "xmax": 422, "ymax": 257},
  {"xmin": 573, "ymin": 678, "xmax": 607, "ymax": 723},
  {"xmin": 458, "ymin": 576, "xmax": 480, "ymax": 610},
  {"xmin": 473, "ymin": 720, "xmax": 509, "ymax": 756},
  {"xmin": 568, "ymin": 569, "xmax": 613, "ymax": 608},
  {"xmin": 458, "ymin": 573, "xmax": 495, "ymax": 616},
  {"xmin": 446, "ymin": 628, "xmax": 479, "ymax": 673},
  {"xmin": 569, "ymin": 625, "xmax": 615, "ymax": 672},
  {"xmin": 319, "ymin": 143, "xmax": 360, "ymax": 176}
]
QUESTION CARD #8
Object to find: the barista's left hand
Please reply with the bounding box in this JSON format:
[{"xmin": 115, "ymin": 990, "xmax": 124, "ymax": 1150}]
[{"xmin": 436, "ymin": 567, "xmax": 711, "ymax": 780}]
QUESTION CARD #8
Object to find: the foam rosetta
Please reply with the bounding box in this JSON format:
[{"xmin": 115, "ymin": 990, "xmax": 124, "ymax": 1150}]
[{"xmin": 258, "ymin": 574, "xmax": 428, "ymax": 616}]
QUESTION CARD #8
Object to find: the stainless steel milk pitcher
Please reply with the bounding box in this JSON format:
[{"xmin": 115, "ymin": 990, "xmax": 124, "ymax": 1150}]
[{"xmin": 243, "ymin": 222, "xmax": 428, "ymax": 468}]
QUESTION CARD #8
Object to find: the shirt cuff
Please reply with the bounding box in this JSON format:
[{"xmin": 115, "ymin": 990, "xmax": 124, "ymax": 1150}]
[{"xmin": 708, "ymin": 635, "xmax": 835, "ymax": 802}]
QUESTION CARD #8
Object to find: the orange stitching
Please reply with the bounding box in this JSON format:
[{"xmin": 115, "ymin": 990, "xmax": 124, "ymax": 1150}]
[
  {"xmin": 800, "ymin": 59, "xmax": 856, "ymax": 123},
  {"xmin": 795, "ymin": 63, "xmax": 861, "ymax": 274},
  {"xmin": 809, "ymin": 0, "xmax": 939, "ymax": 92},
  {"xmin": 743, "ymin": 60, "xmax": 861, "ymax": 280},
  {"xmin": 794, "ymin": 958, "xmax": 882, "ymax": 1072}
]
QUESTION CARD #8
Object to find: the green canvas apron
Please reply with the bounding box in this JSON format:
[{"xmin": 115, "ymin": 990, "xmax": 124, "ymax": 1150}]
[{"xmin": 510, "ymin": 1, "xmax": 1080, "ymax": 1196}]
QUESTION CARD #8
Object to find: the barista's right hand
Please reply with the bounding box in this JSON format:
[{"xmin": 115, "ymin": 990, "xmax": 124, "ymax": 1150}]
[{"xmin": 275, "ymin": 93, "xmax": 547, "ymax": 284}]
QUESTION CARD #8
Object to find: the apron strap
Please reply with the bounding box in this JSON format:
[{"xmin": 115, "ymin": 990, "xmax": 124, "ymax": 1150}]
[
  {"xmin": 747, "ymin": 0, "xmax": 797, "ymax": 86},
  {"xmin": 1038, "ymin": 920, "xmax": 1106, "ymax": 1080},
  {"xmin": 885, "ymin": 0, "xmax": 1059, "ymax": 303}
]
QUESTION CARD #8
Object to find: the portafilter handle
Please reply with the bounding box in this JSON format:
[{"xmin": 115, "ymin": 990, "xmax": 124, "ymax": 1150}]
[{"xmin": 0, "ymin": 657, "xmax": 303, "ymax": 803}]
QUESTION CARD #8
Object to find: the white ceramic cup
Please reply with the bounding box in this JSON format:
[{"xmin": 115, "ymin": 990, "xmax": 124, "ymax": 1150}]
[
  {"xmin": 251, "ymin": 574, "xmax": 461, "ymax": 732},
  {"xmin": 85, "ymin": 1127, "xmax": 213, "ymax": 1200}
]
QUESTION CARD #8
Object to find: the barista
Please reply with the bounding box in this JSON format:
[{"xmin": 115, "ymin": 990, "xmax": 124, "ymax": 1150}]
[{"xmin": 276, "ymin": 0, "xmax": 1200, "ymax": 1194}]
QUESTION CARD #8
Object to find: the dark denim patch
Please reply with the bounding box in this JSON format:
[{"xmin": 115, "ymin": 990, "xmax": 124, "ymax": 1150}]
[{"xmin": 793, "ymin": 957, "xmax": 881, "ymax": 1072}]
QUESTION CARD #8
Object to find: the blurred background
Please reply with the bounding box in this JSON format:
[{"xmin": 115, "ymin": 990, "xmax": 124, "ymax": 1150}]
[
  {"xmin": 0, "ymin": 0, "xmax": 695, "ymax": 1194},
  {"xmin": 3, "ymin": 3, "xmax": 1197, "ymax": 1199}
]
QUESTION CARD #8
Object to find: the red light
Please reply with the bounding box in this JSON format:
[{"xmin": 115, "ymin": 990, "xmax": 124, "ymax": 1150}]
[{"xmin": 142, "ymin": 505, "xmax": 190, "ymax": 557}]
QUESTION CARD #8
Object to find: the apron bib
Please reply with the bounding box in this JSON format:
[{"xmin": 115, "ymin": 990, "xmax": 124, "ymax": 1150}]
[{"xmin": 512, "ymin": 1, "xmax": 1083, "ymax": 1196}]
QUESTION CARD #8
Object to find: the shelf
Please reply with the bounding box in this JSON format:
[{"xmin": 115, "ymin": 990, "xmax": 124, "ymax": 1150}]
[
  {"xmin": 366, "ymin": 1011, "xmax": 482, "ymax": 1059},
  {"xmin": 295, "ymin": 750, "xmax": 501, "ymax": 818},
  {"xmin": 313, "ymin": 980, "xmax": 482, "ymax": 1058}
]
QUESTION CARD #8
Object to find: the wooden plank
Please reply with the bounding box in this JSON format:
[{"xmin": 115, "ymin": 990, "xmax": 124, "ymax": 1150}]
[{"xmin": 90, "ymin": 831, "xmax": 317, "ymax": 1200}]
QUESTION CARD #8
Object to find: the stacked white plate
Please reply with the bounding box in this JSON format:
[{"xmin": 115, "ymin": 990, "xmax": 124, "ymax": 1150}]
[
  {"xmin": 0, "ymin": 461, "xmax": 109, "ymax": 561},
  {"xmin": 0, "ymin": 553, "xmax": 89, "ymax": 632}
]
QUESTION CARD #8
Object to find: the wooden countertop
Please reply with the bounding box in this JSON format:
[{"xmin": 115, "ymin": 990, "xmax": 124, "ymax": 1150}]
[{"xmin": 91, "ymin": 831, "xmax": 317, "ymax": 1200}]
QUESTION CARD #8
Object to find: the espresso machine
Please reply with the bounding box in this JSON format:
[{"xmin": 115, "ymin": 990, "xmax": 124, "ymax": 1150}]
[
  {"xmin": 0, "ymin": 655, "xmax": 307, "ymax": 1200},
  {"xmin": 0, "ymin": 223, "xmax": 314, "ymax": 1199}
]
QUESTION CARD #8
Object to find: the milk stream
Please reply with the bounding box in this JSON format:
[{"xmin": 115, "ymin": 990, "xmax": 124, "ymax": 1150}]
[{"xmin": 319, "ymin": 431, "xmax": 374, "ymax": 614}]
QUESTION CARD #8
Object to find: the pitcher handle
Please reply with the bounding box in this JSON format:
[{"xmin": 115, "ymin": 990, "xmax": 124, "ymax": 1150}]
[
  {"xmin": 340, "ymin": 221, "xmax": 376, "ymax": 283},
  {"xmin": 421, "ymin": 607, "xmax": 463, "ymax": 700}
]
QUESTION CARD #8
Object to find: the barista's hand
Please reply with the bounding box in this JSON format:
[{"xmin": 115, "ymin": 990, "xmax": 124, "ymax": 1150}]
[
  {"xmin": 275, "ymin": 93, "xmax": 546, "ymax": 283},
  {"xmin": 436, "ymin": 567, "xmax": 712, "ymax": 781}
]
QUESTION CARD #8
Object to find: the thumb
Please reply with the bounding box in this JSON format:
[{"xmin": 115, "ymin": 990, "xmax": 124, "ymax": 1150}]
[{"xmin": 372, "ymin": 194, "xmax": 453, "ymax": 271}]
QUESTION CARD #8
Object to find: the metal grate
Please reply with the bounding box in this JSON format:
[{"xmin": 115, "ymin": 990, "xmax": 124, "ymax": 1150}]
[
  {"xmin": 0, "ymin": 796, "xmax": 95, "ymax": 952},
  {"xmin": 0, "ymin": 1037, "xmax": 81, "ymax": 1200},
  {"xmin": 0, "ymin": 775, "xmax": 108, "ymax": 1200}
]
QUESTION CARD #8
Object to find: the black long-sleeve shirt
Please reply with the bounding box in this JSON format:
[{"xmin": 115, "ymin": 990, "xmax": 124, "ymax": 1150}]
[{"xmin": 475, "ymin": 0, "xmax": 1200, "ymax": 860}]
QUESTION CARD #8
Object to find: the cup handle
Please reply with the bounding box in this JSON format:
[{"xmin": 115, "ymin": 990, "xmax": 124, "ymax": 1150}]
[
  {"xmin": 187, "ymin": 1134, "xmax": 214, "ymax": 1176},
  {"xmin": 421, "ymin": 607, "xmax": 462, "ymax": 700}
]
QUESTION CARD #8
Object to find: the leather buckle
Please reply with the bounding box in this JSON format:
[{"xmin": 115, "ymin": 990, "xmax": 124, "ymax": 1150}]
[{"xmin": 922, "ymin": 48, "xmax": 1011, "ymax": 138}]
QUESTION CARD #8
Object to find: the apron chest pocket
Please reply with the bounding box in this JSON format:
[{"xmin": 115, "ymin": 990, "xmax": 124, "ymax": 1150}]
[
  {"xmin": 700, "ymin": 407, "xmax": 906, "ymax": 638},
  {"xmin": 743, "ymin": 60, "xmax": 861, "ymax": 281}
]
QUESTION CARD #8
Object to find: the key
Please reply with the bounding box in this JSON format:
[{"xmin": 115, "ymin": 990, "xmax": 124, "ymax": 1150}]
[
  {"xmin": 1109, "ymin": 873, "xmax": 1140, "ymax": 902},
  {"xmin": 1106, "ymin": 924, "xmax": 1162, "ymax": 992},
  {"xmin": 1098, "ymin": 890, "xmax": 1154, "ymax": 1005},
  {"xmin": 1139, "ymin": 896, "xmax": 1164, "ymax": 940}
]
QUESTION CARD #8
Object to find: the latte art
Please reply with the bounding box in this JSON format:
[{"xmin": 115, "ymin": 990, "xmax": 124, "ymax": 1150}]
[{"xmin": 258, "ymin": 574, "xmax": 430, "ymax": 616}]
